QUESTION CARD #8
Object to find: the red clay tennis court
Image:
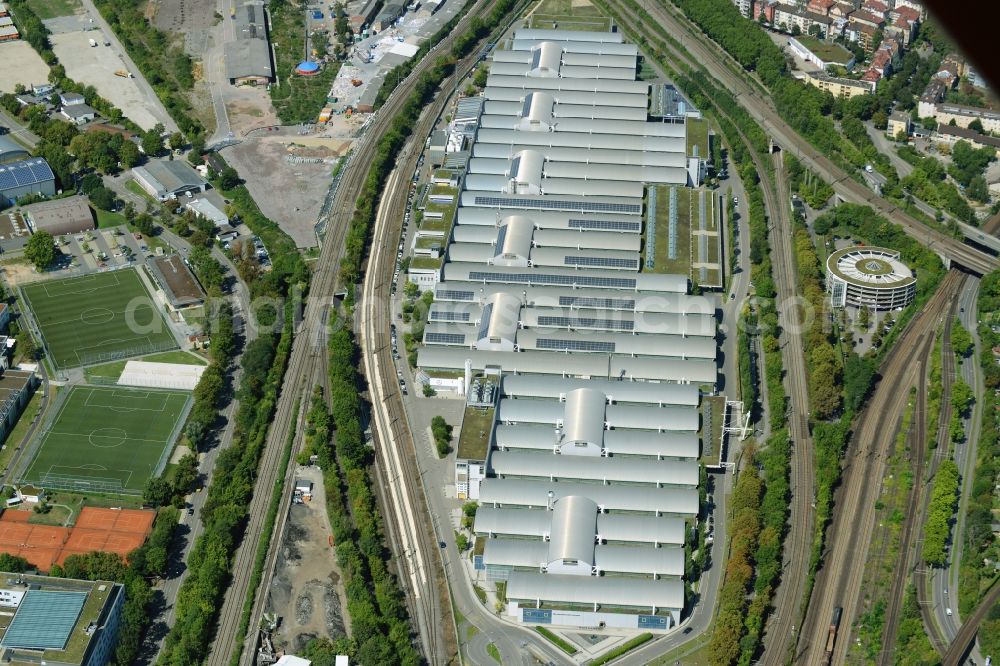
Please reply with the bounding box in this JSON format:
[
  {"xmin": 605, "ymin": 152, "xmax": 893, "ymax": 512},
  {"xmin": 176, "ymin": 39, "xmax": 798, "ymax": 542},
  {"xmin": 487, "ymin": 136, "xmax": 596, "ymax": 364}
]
[{"xmin": 0, "ymin": 507, "xmax": 154, "ymax": 571}]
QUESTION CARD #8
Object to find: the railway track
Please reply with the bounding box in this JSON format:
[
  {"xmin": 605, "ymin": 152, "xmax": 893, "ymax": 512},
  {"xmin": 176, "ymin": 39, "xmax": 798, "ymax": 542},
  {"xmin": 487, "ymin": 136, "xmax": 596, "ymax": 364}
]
[
  {"xmin": 759, "ymin": 151, "xmax": 816, "ymax": 666},
  {"xmin": 621, "ymin": 0, "xmax": 997, "ymax": 275},
  {"xmin": 208, "ymin": 1, "xmax": 511, "ymax": 662},
  {"xmin": 798, "ymin": 270, "xmax": 965, "ymax": 665},
  {"xmin": 598, "ymin": 2, "xmax": 818, "ymax": 656},
  {"xmin": 906, "ymin": 311, "xmax": 961, "ymax": 660}
]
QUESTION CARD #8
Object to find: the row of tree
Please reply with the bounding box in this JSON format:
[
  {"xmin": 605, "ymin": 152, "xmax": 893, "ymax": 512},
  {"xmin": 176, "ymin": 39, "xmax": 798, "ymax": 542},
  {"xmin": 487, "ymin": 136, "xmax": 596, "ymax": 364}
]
[
  {"xmin": 93, "ymin": 0, "xmax": 201, "ymax": 136},
  {"xmin": 159, "ymin": 304, "xmax": 295, "ymax": 664},
  {"xmin": 324, "ymin": 326, "xmax": 422, "ymax": 663},
  {"xmin": 430, "ymin": 415, "xmax": 453, "ymax": 456},
  {"xmin": 339, "ymin": 0, "xmax": 520, "ymax": 290},
  {"xmin": 957, "ymin": 268, "xmax": 1000, "ymax": 617},
  {"xmin": 708, "ymin": 453, "xmax": 763, "ymax": 665},
  {"xmin": 922, "ymin": 459, "xmax": 960, "ymax": 565}
]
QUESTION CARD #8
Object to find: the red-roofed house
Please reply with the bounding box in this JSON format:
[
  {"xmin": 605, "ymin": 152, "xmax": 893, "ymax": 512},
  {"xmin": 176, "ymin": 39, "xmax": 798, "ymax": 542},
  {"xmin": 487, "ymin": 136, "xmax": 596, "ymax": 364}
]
[
  {"xmin": 880, "ymin": 38, "xmax": 902, "ymax": 60},
  {"xmin": 870, "ymin": 49, "xmax": 892, "ymax": 77},
  {"xmin": 862, "ymin": 69, "xmax": 882, "ymax": 85},
  {"xmin": 806, "ymin": 0, "xmax": 833, "ymax": 16},
  {"xmin": 829, "ymin": 0, "xmax": 853, "ymax": 19},
  {"xmin": 861, "ymin": 0, "xmax": 888, "ymax": 19}
]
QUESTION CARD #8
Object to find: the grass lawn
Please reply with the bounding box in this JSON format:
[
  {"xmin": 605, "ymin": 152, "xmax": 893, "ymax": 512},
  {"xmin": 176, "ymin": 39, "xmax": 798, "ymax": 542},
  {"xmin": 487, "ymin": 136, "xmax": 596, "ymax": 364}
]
[
  {"xmin": 84, "ymin": 350, "xmax": 206, "ymax": 383},
  {"xmin": 21, "ymin": 267, "xmax": 177, "ymax": 369},
  {"xmin": 0, "ymin": 390, "xmax": 45, "ymax": 474},
  {"xmin": 646, "ymin": 185, "xmax": 691, "ymax": 276},
  {"xmin": 92, "ymin": 207, "xmax": 127, "ymax": 229},
  {"xmin": 22, "ymin": 386, "xmax": 190, "ymax": 494},
  {"xmin": 409, "ymin": 256, "xmax": 442, "ymax": 270},
  {"xmin": 528, "ymin": 0, "xmax": 611, "ymax": 30},
  {"xmin": 142, "ymin": 350, "xmax": 207, "ymax": 365},
  {"xmin": 687, "ymin": 117, "xmax": 710, "ymax": 159},
  {"xmin": 125, "ymin": 179, "xmax": 158, "ymax": 206},
  {"xmin": 26, "ymin": 0, "xmax": 82, "ymax": 19},
  {"xmin": 83, "ymin": 359, "xmax": 128, "ymax": 383}
]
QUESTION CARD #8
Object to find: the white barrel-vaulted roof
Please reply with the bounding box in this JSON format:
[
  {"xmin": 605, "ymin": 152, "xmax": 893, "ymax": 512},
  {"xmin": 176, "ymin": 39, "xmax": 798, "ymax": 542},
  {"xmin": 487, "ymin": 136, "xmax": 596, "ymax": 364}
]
[
  {"xmin": 489, "ymin": 451, "xmax": 700, "ymax": 487},
  {"xmin": 443, "ymin": 262, "xmax": 688, "ymax": 292},
  {"xmin": 507, "ymin": 572, "xmax": 684, "ymax": 612},
  {"xmin": 484, "ymin": 99, "xmax": 648, "ymax": 121},
  {"xmin": 455, "ymin": 207, "xmax": 643, "ymax": 231},
  {"xmin": 474, "ymin": 506, "xmax": 687, "ymax": 545},
  {"xmin": 478, "ymin": 478, "xmax": 700, "ymax": 515},
  {"xmin": 473, "ymin": 142, "xmax": 686, "ymax": 167},
  {"xmin": 514, "ymin": 28, "xmax": 626, "ymax": 43},
  {"xmin": 493, "ymin": 49, "xmax": 637, "ymax": 70},
  {"xmin": 496, "ymin": 398, "xmax": 699, "ymax": 431},
  {"xmin": 417, "ymin": 347, "xmax": 718, "ymax": 384},
  {"xmin": 451, "ymin": 224, "xmax": 642, "ymax": 251},
  {"xmin": 486, "ymin": 74, "xmax": 649, "ymax": 96},
  {"xmin": 482, "ymin": 539, "xmax": 685, "ymax": 577},
  {"xmin": 433, "ymin": 282, "xmax": 716, "ymax": 315},
  {"xmin": 500, "ymin": 374, "xmax": 701, "ymax": 405},
  {"xmin": 509, "ymin": 39, "xmax": 639, "ymax": 56},
  {"xmin": 474, "ymin": 128, "xmax": 684, "ymax": 153},
  {"xmin": 493, "ymin": 425, "xmax": 700, "ymax": 459}
]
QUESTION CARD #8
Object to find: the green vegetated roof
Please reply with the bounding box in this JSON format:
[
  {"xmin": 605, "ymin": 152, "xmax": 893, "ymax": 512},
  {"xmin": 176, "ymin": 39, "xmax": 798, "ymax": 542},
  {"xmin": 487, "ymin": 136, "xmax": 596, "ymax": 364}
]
[
  {"xmin": 796, "ymin": 35, "xmax": 852, "ymax": 63},
  {"xmin": 457, "ymin": 405, "xmax": 495, "ymax": 461}
]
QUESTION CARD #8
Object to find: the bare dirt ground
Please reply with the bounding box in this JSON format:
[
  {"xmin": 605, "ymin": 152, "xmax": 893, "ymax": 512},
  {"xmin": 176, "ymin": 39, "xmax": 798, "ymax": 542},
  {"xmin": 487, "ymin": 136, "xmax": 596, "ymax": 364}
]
[
  {"xmin": 221, "ymin": 136, "xmax": 343, "ymax": 248},
  {"xmin": 225, "ymin": 87, "xmax": 280, "ymax": 136},
  {"xmin": 0, "ymin": 41, "xmax": 54, "ymax": 93},
  {"xmin": 265, "ymin": 466, "xmax": 349, "ymax": 653},
  {"xmin": 150, "ymin": 0, "xmax": 218, "ymax": 56}
]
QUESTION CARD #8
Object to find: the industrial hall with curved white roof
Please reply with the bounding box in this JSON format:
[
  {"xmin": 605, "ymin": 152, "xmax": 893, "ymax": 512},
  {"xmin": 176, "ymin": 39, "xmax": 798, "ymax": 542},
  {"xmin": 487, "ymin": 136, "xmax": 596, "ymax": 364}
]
[{"xmin": 413, "ymin": 26, "xmax": 726, "ymax": 633}]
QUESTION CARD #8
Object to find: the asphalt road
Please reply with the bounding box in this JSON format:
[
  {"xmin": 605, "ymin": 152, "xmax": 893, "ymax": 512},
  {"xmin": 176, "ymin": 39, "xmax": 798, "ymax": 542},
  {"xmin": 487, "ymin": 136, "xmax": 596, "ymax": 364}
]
[
  {"xmin": 929, "ymin": 278, "xmax": 987, "ymax": 665},
  {"xmin": 0, "ymin": 108, "xmax": 40, "ymax": 149}
]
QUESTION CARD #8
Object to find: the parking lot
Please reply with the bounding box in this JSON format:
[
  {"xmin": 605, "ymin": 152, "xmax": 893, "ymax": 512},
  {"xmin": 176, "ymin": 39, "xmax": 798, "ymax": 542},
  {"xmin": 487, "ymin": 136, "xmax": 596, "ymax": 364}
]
[
  {"xmin": 0, "ymin": 41, "xmax": 54, "ymax": 94},
  {"xmin": 47, "ymin": 30, "xmax": 172, "ymax": 130}
]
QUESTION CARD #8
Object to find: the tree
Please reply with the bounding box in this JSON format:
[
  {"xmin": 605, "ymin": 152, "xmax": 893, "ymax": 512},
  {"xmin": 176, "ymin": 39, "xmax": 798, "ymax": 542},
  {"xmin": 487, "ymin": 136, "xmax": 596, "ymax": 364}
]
[
  {"xmin": 967, "ymin": 174, "xmax": 990, "ymax": 203},
  {"xmin": 968, "ymin": 119, "xmax": 984, "ymax": 133},
  {"xmin": 790, "ymin": 23, "xmax": 801, "ymax": 36},
  {"xmin": 141, "ymin": 123, "xmax": 164, "ymax": 156},
  {"xmin": 89, "ymin": 186, "xmax": 116, "ymax": 211},
  {"xmin": 218, "ymin": 166, "xmax": 240, "ymax": 190},
  {"xmin": 24, "ymin": 230, "xmax": 55, "ymax": 270},
  {"xmin": 135, "ymin": 213, "xmax": 155, "ymax": 236},
  {"xmin": 872, "ymin": 110, "xmax": 888, "ymax": 130},
  {"xmin": 403, "ymin": 281, "xmax": 419, "ymax": 299},
  {"xmin": 119, "ymin": 140, "xmax": 141, "ymax": 168},
  {"xmin": 188, "ymin": 134, "xmax": 205, "ymax": 165},
  {"xmin": 143, "ymin": 477, "xmax": 173, "ymax": 507},
  {"xmin": 169, "ymin": 132, "xmax": 185, "ymax": 151}
]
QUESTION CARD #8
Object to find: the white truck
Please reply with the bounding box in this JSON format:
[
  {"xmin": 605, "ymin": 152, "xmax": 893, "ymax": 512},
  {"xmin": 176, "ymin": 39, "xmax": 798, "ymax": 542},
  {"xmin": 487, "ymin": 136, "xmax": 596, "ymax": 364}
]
[{"xmin": 88, "ymin": 38, "xmax": 98, "ymax": 47}]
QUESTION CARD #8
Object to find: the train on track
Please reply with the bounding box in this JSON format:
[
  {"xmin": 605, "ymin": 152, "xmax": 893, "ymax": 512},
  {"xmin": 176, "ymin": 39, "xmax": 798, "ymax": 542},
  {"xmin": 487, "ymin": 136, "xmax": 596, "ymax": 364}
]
[{"xmin": 823, "ymin": 606, "xmax": 843, "ymax": 665}]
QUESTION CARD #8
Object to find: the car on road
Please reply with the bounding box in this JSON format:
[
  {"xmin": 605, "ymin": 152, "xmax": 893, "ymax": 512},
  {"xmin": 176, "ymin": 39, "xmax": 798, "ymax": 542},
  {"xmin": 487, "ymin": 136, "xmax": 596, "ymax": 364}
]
[
  {"xmin": 187, "ymin": 508, "xmax": 194, "ymax": 516},
  {"xmin": 946, "ymin": 607, "xmax": 953, "ymax": 616}
]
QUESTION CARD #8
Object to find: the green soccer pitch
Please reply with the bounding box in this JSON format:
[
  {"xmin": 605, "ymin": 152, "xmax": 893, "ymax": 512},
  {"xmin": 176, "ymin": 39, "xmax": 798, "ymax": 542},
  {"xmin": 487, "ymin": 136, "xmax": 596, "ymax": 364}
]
[
  {"xmin": 21, "ymin": 268, "xmax": 178, "ymax": 370},
  {"xmin": 21, "ymin": 386, "xmax": 191, "ymax": 494}
]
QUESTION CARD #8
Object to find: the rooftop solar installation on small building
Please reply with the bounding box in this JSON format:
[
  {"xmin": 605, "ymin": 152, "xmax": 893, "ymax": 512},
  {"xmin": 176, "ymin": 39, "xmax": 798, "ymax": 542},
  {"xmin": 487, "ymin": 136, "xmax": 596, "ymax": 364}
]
[{"xmin": 1, "ymin": 589, "xmax": 87, "ymax": 650}]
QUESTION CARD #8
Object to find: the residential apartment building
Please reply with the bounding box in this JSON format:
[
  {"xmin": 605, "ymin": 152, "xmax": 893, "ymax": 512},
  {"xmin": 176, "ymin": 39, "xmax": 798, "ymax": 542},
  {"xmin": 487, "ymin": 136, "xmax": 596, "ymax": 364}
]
[
  {"xmin": 918, "ymin": 79, "xmax": 947, "ymax": 118},
  {"xmin": 887, "ymin": 109, "xmax": 911, "ymax": 138},
  {"xmin": 732, "ymin": 0, "xmax": 752, "ymax": 18},
  {"xmin": 934, "ymin": 103, "xmax": 1000, "ymax": 134},
  {"xmin": 933, "ymin": 124, "xmax": 1000, "ymax": 157},
  {"xmin": 773, "ymin": 3, "xmax": 832, "ymax": 36},
  {"xmin": 802, "ymin": 70, "xmax": 875, "ymax": 98}
]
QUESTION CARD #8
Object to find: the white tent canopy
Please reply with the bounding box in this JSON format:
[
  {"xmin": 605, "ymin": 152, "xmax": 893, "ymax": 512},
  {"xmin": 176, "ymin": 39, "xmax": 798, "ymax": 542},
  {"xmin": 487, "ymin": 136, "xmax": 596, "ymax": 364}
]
[{"xmin": 118, "ymin": 360, "xmax": 206, "ymax": 391}]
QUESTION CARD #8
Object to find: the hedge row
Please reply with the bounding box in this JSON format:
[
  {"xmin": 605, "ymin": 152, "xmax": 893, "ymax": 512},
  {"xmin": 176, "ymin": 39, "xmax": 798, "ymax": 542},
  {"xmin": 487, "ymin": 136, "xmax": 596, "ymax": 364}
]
[
  {"xmin": 323, "ymin": 326, "xmax": 421, "ymax": 663},
  {"xmin": 922, "ymin": 459, "xmax": 959, "ymax": 566},
  {"xmin": 159, "ymin": 303, "xmax": 296, "ymax": 665}
]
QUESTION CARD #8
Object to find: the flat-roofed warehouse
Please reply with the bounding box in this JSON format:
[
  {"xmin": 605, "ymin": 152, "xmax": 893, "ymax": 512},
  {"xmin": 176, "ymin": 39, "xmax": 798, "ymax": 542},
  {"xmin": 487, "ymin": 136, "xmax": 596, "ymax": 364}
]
[
  {"xmin": 225, "ymin": 0, "xmax": 274, "ymax": 85},
  {"xmin": 132, "ymin": 161, "xmax": 208, "ymax": 201},
  {"xmin": 146, "ymin": 254, "xmax": 206, "ymax": 310},
  {"xmin": 21, "ymin": 195, "xmax": 96, "ymax": 236}
]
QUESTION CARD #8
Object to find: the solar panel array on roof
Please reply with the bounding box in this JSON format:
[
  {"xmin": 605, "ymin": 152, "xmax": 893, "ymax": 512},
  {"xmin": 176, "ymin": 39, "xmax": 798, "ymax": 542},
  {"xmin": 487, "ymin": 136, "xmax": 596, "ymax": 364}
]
[
  {"xmin": 471, "ymin": 195, "xmax": 642, "ymax": 214},
  {"xmin": 468, "ymin": 270, "xmax": 638, "ymax": 289},
  {"xmin": 0, "ymin": 158, "xmax": 54, "ymax": 192},
  {"xmin": 425, "ymin": 332, "xmax": 466, "ymax": 345},
  {"xmin": 1, "ymin": 590, "xmax": 87, "ymax": 650},
  {"xmin": 535, "ymin": 338, "xmax": 615, "ymax": 352}
]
